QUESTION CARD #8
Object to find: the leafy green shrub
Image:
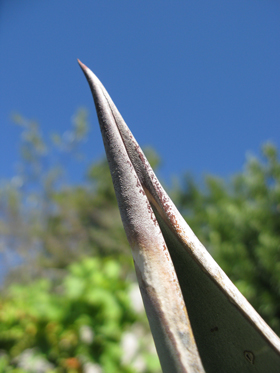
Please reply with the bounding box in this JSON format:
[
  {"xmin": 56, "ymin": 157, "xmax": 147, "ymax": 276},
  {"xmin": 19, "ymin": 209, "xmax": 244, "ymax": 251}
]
[{"xmin": 0, "ymin": 257, "xmax": 160, "ymax": 373}]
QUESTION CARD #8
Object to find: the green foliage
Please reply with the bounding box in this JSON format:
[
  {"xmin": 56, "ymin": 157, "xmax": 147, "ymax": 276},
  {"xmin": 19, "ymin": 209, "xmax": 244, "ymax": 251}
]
[
  {"xmin": 175, "ymin": 142, "xmax": 280, "ymax": 334},
  {"xmin": 0, "ymin": 257, "xmax": 160, "ymax": 373}
]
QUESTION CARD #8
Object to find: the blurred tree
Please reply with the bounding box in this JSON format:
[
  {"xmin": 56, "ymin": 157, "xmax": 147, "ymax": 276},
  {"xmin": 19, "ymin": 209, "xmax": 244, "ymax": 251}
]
[
  {"xmin": 0, "ymin": 109, "xmax": 91, "ymax": 282},
  {"xmin": 174, "ymin": 143, "xmax": 280, "ymax": 335}
]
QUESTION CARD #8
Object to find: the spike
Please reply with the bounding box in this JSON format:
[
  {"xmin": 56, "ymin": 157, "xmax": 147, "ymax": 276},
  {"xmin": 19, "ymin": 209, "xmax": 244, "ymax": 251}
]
[{"xmin": 78, "ymin": 60, "xmax": 280, "ymax": 372}]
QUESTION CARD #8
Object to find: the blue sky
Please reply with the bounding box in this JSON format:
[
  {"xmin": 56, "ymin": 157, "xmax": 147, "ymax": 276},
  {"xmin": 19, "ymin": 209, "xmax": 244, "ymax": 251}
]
[{"xmin": 1, "ymin": 1, "xmax": 280, "ymax": 185}]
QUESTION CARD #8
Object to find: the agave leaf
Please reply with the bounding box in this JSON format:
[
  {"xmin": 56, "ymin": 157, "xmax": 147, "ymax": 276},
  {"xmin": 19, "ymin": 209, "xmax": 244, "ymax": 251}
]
[{"xmin": 78, "ymin": 60, "xmax": 280, "ymax": 373}]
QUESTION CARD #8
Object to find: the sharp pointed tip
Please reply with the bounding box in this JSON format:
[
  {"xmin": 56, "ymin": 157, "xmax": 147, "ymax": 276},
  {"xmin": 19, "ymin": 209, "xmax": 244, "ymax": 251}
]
[
  {"xmin": 77, "ymin": 59, "xmax": 87, "ymax": 71},
  {"xmin": 77, "ymin": 61, "xmax": 110, "ymax": 123},
  {"xmin": 77, "ymin": 59, "xmax": 94, "ymax": 88}
]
